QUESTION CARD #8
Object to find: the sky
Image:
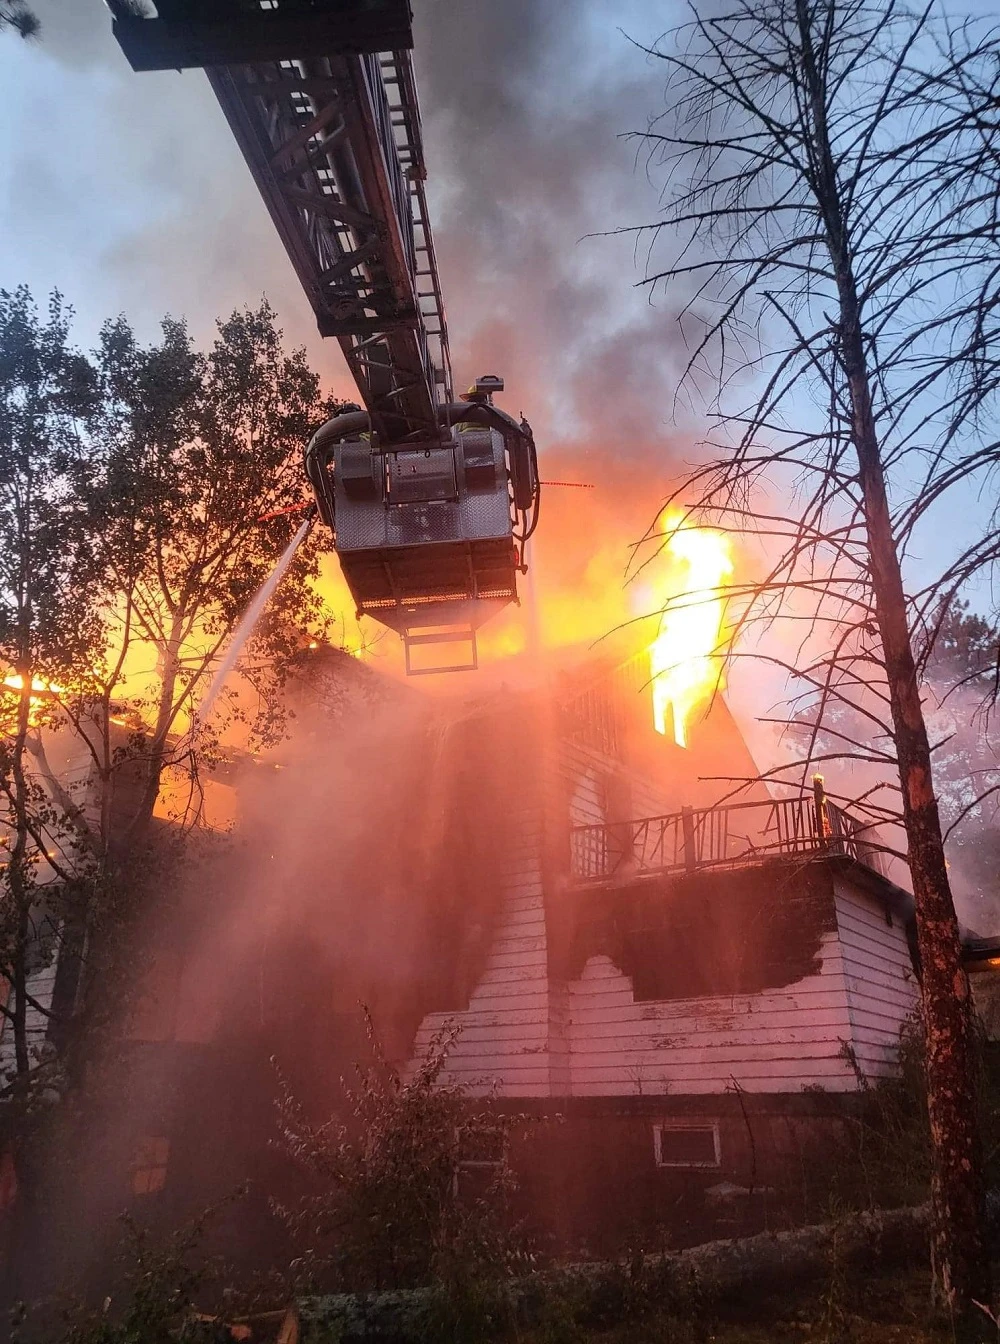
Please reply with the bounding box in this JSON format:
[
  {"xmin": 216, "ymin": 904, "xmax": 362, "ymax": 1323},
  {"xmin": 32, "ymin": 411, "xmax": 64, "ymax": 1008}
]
[
  {"xmin": 0, "ymin": 1, "xmax": 699, "ymax": 632},
  {"xmin": 0, "ymin": 0, "xmax": 685, "ymax": 434},
  {"xmin": 0, "ymin": 0, "xmax": 995, "ymax": 730}
]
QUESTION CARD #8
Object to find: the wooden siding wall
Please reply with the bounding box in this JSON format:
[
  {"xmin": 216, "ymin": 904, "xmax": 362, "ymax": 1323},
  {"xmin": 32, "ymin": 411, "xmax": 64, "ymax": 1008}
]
[
  {"xmin": 564, "ymin": 932, "xmax": 857, "ymax": 1095},
  {"xmin": 410, "ymin": 726, "xmax": 916, "ymax": 1100},
  {"xmin": 833, "ymin": 879, "xmax": 918, "ymax": 1078},
  {"xmin": 0, "ymin": 960, "xmax": 58, "ymax": 1082},
  {"xmin": 411, "ymin": 786, "xmax": 557, "ymax": 1098}
]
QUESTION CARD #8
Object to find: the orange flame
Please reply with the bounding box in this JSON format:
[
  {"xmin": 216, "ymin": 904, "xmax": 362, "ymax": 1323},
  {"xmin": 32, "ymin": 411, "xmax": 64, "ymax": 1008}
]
[
  {"xmin": 2, "ymin": 674, "xmax": 64, "ymax": 696},
  {"xmin": 648, "ymin": 510, "xmax": 734, "ymax": 748},
  {"xmin": 1, "ymin": 673, "xmax": 67, "ymax": 728}
]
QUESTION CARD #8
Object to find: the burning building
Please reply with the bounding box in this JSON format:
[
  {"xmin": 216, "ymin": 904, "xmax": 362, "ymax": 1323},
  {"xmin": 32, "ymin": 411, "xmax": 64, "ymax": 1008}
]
[
  {"xmin": 2, "ymin": 637, "xmax": 925, "ymax": 1289},
  {"xmin": 0, "ymin": 549, "xmax": 934, "ymax": 1296},
  {"xmin": 399, "ymin": 643, "xmax": 919, "ymax": 1248}
]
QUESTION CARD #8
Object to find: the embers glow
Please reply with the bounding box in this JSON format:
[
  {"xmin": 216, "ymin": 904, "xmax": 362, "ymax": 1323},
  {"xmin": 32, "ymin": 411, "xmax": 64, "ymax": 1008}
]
[{"xmin": 648, "ymin": 511, "xmax": 733, "ymax": 748}]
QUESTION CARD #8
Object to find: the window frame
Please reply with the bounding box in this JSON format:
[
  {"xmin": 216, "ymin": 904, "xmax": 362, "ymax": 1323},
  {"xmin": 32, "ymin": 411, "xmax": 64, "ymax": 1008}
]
[
  {"xmin": 129, "ymin": 1135, "xmax": 171, "ymax": 1196},
  {"xmin": 652, "ymin": 1120, "xmax": 721, "ymax": 1170}
]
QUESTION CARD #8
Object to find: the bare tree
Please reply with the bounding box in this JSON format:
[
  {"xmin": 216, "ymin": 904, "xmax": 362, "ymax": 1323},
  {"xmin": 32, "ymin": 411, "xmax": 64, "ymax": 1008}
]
[{"xmin": 626, "ymin": 0, "xmax": 1000, "ymax": 1316}]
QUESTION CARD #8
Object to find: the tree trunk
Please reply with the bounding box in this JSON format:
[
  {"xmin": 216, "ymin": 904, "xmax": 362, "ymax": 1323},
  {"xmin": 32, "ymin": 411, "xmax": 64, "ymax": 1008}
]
[
  {"xmin": 838, "ymin": 280, "xmax": 986, "ymax": 1311},
  {"xmin": 791, "ymin": 2, "xmax": 988, "ymax": 1307},
  {"xmin": 8, "ymin": 679, "xmax": 34, "ymax": 1084},
  {"xmin": 125, "ymin": 620, "xmax": 183, "ymax": 842}
]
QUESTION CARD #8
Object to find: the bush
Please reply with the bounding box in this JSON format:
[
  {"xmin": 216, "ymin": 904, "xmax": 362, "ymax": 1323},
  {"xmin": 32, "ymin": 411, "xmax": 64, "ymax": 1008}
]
[{"xmin": 273, "ymin": 1012, "xmax": 531, "ymax": 1330}]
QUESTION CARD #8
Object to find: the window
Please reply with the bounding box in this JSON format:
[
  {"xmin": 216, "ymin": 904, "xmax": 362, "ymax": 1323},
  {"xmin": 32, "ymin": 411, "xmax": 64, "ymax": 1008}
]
[
  {"xmin": 130, "ymin": 1136, "xmax": 170, "ymax": 1196},
  {"xmin": 653, "ymin": 1121, "xmax": 720, "ymax": 1169},
  {"xmin": 453, "ymin": 1127, "xmax": 505, "ymax": 1198}
]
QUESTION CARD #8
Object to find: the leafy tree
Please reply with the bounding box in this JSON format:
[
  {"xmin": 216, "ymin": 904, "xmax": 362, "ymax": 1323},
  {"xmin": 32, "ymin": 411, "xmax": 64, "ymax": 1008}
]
[
  {"xmin": 0, "ymin": 290, "xmax": 341, "ymax": 1150},
  {"xmin": 0, "ymin": 287, "xmax": 102, "ymax": 1105},
  {"xmin": 627, "ymin": 0, "xmax": 1000, "ymax": 1315},
  {"xmin": 60, "ymin": 300, "xmax": 338, "ymax": 848}
]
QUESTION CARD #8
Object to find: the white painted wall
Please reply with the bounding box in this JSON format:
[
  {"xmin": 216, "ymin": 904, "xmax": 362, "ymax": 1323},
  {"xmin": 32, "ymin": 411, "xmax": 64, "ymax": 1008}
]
[
  {"xmin": 411, "ymin": 796, "xmax": 557, "ymax": 1098},
  {"xmin": 410, "ymin": 733, "xmax": 918, "ymax": 1100},
  {"xmin": 564, "ymin": 935, "xmax": 857, "ymax": 1095},
  {"xmin": 834, "ymin": 878, "xmax": 919, "ymax": 1079}
]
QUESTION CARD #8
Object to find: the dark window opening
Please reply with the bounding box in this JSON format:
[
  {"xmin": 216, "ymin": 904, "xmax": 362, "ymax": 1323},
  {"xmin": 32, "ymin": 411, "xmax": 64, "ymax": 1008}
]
[
  {"xmin": 653, "ymin": 1122, "xmax": 720, "ymax": 1169},
  {"xmin": 454, "ymin": 1126, "xmax": 506, "ymax": 1198},
  {"xmin": 130, "ymin": 1136, "xmax": 170, "ymax": 1196}
]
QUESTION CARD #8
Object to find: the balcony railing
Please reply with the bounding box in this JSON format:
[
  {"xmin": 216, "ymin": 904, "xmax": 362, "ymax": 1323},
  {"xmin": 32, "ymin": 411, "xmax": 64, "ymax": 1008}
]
[{"xmin": 569, "ymin": 791, "xmax": 891, "ymax": 884}]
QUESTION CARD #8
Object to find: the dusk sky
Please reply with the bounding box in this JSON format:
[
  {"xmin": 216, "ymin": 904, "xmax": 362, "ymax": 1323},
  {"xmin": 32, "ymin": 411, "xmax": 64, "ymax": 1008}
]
[
  {"xmin": 0, "ymin": 0, "xmax": 994, "ymax": 693},
  {"xmin": 0, "ymin": 2, "xmax": 680, "ymax": 442}
]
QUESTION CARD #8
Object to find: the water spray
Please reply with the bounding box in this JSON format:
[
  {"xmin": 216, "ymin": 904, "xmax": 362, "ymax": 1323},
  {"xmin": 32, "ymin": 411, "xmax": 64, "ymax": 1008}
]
[{"xmin": 194, "ymin": 508, "xmax": 317, "ymax": 731}]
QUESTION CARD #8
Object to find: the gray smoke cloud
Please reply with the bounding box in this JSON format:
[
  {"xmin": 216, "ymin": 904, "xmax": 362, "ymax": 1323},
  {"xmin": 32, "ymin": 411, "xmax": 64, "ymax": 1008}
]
[
  {"xmin": 3, "ymin": 0, "xmax": 688, "ymax": 455},
  {"xmin": 415, "ymin": 0, "xmax": 690, "ymax": 454}
]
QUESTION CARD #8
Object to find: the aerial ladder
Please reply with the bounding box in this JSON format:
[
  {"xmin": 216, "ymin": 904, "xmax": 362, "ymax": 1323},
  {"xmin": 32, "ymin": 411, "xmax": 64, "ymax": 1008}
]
[{"xmin": 110, "ymin": 0, "xmax": 540, "ymax": 674}]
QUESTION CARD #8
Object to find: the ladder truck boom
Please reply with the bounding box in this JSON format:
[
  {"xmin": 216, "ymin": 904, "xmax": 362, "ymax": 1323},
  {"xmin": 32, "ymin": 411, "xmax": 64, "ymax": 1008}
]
[{"xmin": 110, "ymin": 1, "xmax": 539, "ymax": 674}]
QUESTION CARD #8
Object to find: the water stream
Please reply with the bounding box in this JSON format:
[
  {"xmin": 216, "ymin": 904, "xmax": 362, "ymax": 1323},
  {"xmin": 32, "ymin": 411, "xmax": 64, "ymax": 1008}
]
[{"xmin": 195, "ymin": 514, "xmax": 315, "ymax": 727}]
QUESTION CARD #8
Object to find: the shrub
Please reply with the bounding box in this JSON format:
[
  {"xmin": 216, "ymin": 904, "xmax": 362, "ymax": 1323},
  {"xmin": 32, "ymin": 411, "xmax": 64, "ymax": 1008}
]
[{"xmin": 273, "ymin": 1012, "xmax": 530, "ymax": 1316}]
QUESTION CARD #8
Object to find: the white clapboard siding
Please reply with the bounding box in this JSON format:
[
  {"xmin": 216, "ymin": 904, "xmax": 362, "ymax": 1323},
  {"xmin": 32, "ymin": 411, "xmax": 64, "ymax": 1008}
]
[
  {"xmin": 410, "ymin": 785, "xmax": 556, "ymax": 1097},
  {"xmin": 834, "ymin": 880, "xmax": 919, "ymax": 1077},
  {"xmin": 0, "ymin": 959, "xmax": 57, "ymax": 1081},
  {"xmin": 565, "ymin": 938, "xmax": 860, "ymax": 1095},
  {"xmin": 566, "ymin": 760, "xmax": 607, "ymax": 826},
  {"xmin": 410, "ymin": 727, "xmax": 918, "ymax": 1102}
]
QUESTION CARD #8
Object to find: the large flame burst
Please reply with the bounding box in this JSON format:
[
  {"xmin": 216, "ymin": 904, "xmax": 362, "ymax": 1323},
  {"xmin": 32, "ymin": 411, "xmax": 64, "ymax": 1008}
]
[{"xmin": 649, "ymin": 510, "xmax": 734, "ymax": 748}]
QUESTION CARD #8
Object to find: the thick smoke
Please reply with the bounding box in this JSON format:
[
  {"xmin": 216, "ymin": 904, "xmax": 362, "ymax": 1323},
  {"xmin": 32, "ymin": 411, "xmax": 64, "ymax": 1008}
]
[
  {"xmin": 414, "ymin": 0, "xmax": 691, "ymax": 454},
  {"xmin": 3, "ymin": 0, "xmax": 699, "ymax": 679},
  {"xmin": 9, "ymin": 1, "xmax": 686, "ymax": 442}
]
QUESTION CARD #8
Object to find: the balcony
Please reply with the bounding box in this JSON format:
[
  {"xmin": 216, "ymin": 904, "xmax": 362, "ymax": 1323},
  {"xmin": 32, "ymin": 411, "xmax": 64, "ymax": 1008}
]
[{"xmin": 569, "ymin": 792, "xmax": 891, "ymax": 885}]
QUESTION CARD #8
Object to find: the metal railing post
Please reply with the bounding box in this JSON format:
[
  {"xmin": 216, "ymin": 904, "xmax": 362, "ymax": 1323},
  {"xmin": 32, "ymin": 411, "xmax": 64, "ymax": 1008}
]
[{"xmin": 682, "ymin": 806, "xmax": 697, "ymax": 871}]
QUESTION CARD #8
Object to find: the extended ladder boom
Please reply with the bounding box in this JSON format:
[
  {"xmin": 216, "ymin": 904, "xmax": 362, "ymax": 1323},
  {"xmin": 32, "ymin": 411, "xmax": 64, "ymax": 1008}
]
[
  {"xmin": 112, "ymin": 2, "xmax": 452, "ymax": 443},
  {"xmin": 112, "ymin": 2, "xmax": 539, "ymax": 675}
]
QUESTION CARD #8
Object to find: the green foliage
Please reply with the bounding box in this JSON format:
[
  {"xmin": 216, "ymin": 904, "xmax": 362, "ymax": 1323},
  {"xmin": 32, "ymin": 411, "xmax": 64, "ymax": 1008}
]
[
  {"xmin": 0, "ymin": 287, "xmax": 106, "ymax": 1108},
  {"xmin": 11, "ymin": 1212, "xmax": 224, "ymax": 1344},
  {"xmin": 0, "ymin": 284, "xmax": 343, "ymax": 1120},
  {"xmin": 275, "ymin": 1013, "xmax": 530, "ymax": 1335},
  {"xmin": 822, "ymin": 1012, "xmax": 1000, "ymax": 1216},
  {"xmin": 81, "ymin": 299, "xmax": 343, "ymax": 797},
  {"xmin": 925, "ymin": 602, "xmax": 999, "ymax": 692}
]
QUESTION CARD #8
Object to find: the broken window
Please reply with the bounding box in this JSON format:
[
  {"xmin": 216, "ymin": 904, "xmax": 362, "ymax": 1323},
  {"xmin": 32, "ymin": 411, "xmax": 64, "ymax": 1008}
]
[
  {"xmin": 653, "ymin": 1122, "xmax": 720, "ymax": 1169},
  {"xmin": 130, "ymin": 1136, "xmax": 170, "ymax": 1196}
]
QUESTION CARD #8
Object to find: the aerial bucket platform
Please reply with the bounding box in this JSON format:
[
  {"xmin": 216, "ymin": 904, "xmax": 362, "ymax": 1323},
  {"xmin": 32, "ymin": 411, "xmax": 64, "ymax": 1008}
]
[
  {"xmin": 111, "ymin": 1, "xmax": 542, "ymax": 674},
  {"xmin": 306, "ymin": 378, "xmax": 539, "ymax": 675}
]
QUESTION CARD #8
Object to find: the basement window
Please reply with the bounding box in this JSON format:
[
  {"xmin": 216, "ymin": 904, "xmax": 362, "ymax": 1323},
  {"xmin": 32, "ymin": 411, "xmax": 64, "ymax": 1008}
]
[
  {"xmin": 653, "ymin": 1121, "xmax": 721, "ymax": 1169},
  {"xmin": 453, "ymin": 1127, "xmax": 506, "ymax": 1198},
  {"xmin": 130, "ymin": 1136, "xmax": 170, "ymax": 1196}
]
